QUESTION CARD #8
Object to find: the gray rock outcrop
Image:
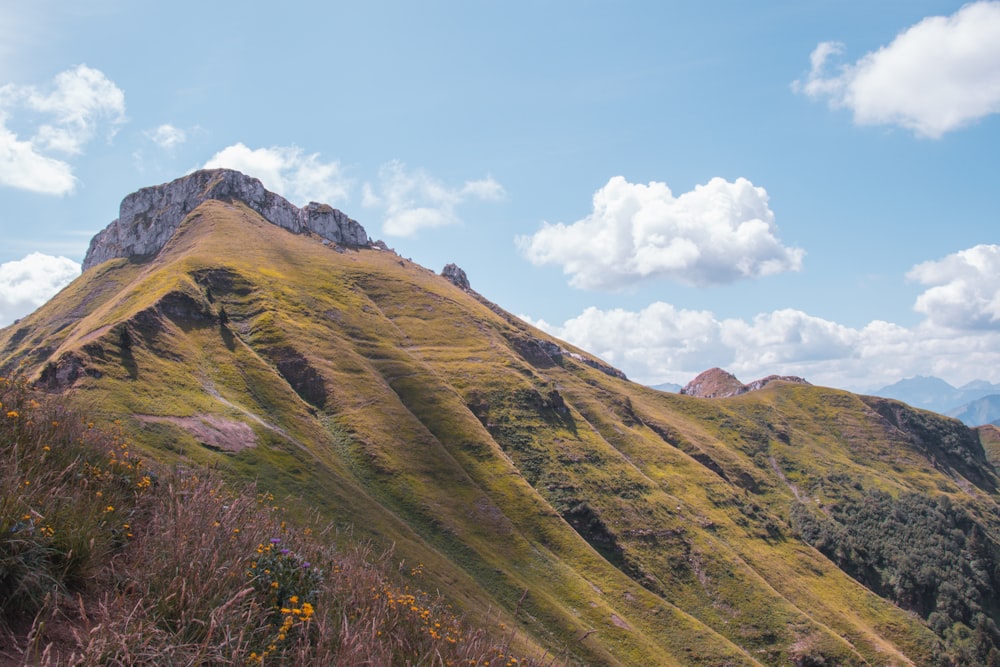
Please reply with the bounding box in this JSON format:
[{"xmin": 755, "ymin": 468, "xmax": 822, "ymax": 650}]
[
  {"xmin": 441, "ymin": 263, "xmax": 471, "ymax": 290},
  {"xmin": 83, "ymin": 169, "xmax": 369, "ymax": 271},
  {"xmin": 680, "ymin": 367, "xmax": 809, "ymax": 398}
]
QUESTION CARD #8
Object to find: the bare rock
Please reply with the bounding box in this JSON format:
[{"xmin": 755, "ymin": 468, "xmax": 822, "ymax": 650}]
[
  {"xmin": 680, "ymin": 368, "xmax": 746, "ymax": 398},
  {"xmin": 83, "ymin": 169, "xmax": 370, "ymax": 271},
  {"xmin": 441, "ymin": 263, "xmax": 471, "ymax": 290},
  {"xmin": 680, "ymin": 367, "xmax": 808, "ymax": 398}
]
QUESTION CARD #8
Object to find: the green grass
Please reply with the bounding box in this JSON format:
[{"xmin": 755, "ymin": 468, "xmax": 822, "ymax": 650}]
[
  {"xmin": 5, "ymin": 199, "xmax": 1000, "ymax": 664},
  {"xmin": 0, "ymin": 377, "xmax": 558, "ymax": 666}
]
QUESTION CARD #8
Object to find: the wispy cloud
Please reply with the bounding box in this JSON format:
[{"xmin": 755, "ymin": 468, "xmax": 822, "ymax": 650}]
[
  {"xmin": 517, "ymin": 175, "xmax": 803, "ymax": 290},
  {"xmin": 794, "ymin": 1, "xmax": 1000, "ymax": 138},
  {"xmin": 203, "ymin": 143, "xmax": 352, "ymax": 206},
  {"xmin": 203, "ymin": 146, "xmax": 505, "ymax": 238},
  {"xmin": 0, "ymin": 65, "xmax": 126, "ymax": 195},
  {"xmin": 363, "ymin": 160, "xmax": 504, "ymax": 237},
  {"xmin": 0, "ymin": 252, "xmax": 81, "ymax": 326},
  {"xmin": 526, "ymin": 243, "xmax": 1000, "ymax": 390},
  {"xmin": 145, "ymin": 123, "xmax": 186, "ymax": 150}
]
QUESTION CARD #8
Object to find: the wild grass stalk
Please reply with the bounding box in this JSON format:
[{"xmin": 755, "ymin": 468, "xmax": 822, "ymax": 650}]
[{"xmin": 1, "ymin": 377, "xmax": 560, "ymax": 666}]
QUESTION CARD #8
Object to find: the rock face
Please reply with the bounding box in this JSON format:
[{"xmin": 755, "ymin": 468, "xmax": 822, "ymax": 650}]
[
  {"xmin": 83, "ymin": 169, "xmax": 369, "ymax": 271},
  {"xmin": 680, "ymin": 367, "xmax": 809, "ymax": 398},
  {"xmin": 441, "ymin": 263, "xmax": 471, "ymax": 290},
  {"xmin": 680, "ymin": 368, "xmax": 746, "ymax": 398}
]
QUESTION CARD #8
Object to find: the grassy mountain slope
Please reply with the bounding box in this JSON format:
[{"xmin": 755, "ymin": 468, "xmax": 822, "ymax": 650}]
[{"xmin": 4, "ymin": 200, "xmax": 1000, "ymax": 665}]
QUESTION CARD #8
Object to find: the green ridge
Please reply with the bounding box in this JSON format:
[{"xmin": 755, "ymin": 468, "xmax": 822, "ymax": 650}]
[{"xmin": 4, "ymin": 199, "xmax": 1000, "ymax": 665}]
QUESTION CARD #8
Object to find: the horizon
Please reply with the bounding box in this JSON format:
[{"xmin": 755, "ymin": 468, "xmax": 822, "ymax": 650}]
[{"xmin": 1, "ymin": 1, "xmax": 999, "ymax": 393}]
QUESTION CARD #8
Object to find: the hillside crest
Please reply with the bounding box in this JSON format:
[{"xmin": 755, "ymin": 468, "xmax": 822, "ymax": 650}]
[
  {"xmin": 83, "ymin": 169, "xmax": 370, "ymax": 271},
  {"xmin": 680, "ymin": 367, "xmax": 810, "ymax": 398}
]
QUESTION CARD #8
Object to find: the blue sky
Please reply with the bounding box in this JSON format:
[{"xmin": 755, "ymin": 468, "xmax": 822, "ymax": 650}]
[{"xmin": 1, "ymin": 0, "xmax": 999, "ymax": 392}]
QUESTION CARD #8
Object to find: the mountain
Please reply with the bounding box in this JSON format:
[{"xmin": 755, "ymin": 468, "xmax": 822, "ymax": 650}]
[
  {"xmin": 4, "ymin": 170, "xmax": 1000, "ymax": 665},
  {"xmin": 649, "ymin": 381, "xmax": 682, "ymax": 393},
  {"xmin": 871, "ymin": 376, "xmax": 968, "ymax": 412},
  {"xmin": 679, "ymin": 367, "xmax": 809, "ymax": 398},
  {"xmin": 872, "ymin": 376, "xmax": 1000, "ymax": 426},
  {"xmin": 949, "ymin": 395, "xmax": 1000, "ymax": 428}
]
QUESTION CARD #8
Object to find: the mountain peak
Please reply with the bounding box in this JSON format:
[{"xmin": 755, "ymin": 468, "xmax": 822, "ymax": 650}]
[
  {"xmin": 82, "ymin": 169, "xmax": 369, "ymax": 271},
  {"xmin": 680, "ymin": 367, "xmax": 809, "ymax": 398}
]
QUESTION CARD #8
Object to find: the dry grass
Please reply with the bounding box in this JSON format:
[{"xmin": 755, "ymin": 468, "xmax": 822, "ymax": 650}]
[{"xmin": 0, "ymin": 377, "xmax": 556, "ymax": 666}]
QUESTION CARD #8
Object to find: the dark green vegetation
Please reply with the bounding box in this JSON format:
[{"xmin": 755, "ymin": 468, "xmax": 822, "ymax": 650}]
[{"xmin": 4, "ymin": 198, "xmax": 1000, "ymax": 665}]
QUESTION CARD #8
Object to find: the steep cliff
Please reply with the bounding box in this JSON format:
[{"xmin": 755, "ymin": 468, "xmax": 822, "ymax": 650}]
[{"xmin": 83, "ymin": 169, "xmax": 369, "ymax": 270}]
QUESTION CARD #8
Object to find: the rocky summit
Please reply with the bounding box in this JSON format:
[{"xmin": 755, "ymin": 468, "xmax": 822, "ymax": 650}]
[
  {"xmin": 83, "ymin": 169, "xmax": 369, "ymax": 271},
  {"xmin": 680, "ymin": 367, "xmax": 810, "ymax": 398}
]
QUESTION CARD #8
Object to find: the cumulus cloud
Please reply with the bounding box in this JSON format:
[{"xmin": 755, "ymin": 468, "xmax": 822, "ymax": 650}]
[
  {"xmin": 530, "ymin": 304, "xmax": 860, "ymax": 387},
  {"xmin": 0, "ymin": 64, "xmax": 125, "ymax": 195},
  {"xmin": 363, "ymin": 160, "xmax": 504, "ymax": 237},
  {"xmin": 517, "ymin": 176, "xmax": 803, "ymax": 290},
  {"xmin": 0, "ymin": 122, "xmax": 76, "ymax": 195},
  {"xmin": 523, "ymin": 302, "xmax": 730, "ymax": 379},
  {"xmin": 204, "ymin": 143, "xmax": 352, "ymax": 206},
  {"xmin": 794, "ymin": 1, "xmax": 1000, "ymax": 138},
  {"xmin": 531, "ymin": 301, "xmax": 1000, "ymax": 391},
  {"xmin": 908, "ymin": 244, "xmax": 1000, "ymax": 330},
  {"xmin": 526, "ymin": 244, "xmax": 1000, "ymax": 390},
  {"xmin": 145, "ymin": 123, "xmax": 186, "ymax": 150},
  {"xmin": 0, "ymin": 252, "xmax": 81, "ymax": 326}
]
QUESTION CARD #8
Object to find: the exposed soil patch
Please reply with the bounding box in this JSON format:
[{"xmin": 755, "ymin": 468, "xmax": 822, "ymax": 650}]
[
  {"xmin": 610, "ymin": 614, "xmax": 631, "ymax": 631},
  {"xmin": 136, "ymin": 414, "xmax": 257, "ymax": 452}
]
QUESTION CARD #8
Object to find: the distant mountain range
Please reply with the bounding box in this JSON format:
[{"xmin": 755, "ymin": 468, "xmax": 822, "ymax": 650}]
[{"xmin": 869, "ymin": 376, "xmax": 1000, "ymax": 426}]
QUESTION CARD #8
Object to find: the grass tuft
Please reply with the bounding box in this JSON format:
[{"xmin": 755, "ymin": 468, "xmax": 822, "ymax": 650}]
[{"xmin": 0, "ymin": 377, "xmax": 558, "ymax": 666}]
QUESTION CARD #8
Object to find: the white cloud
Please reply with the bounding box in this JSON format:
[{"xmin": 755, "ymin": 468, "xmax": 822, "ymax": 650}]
[
  {"xmin": 0, "ymin": 65, "xmax": 125, "ymax": 195},
  {"xmin": 794, "ymin": 1, "xmax": 1000, "ymax": 138},
  {"xmin": 908, "ymin": 244, "xmax": 1000, "ymax": 330},
  {"xmin": 20, "ymin": 65, "xmax": 126, "ymax": 154},
  {"xmin": 145, "ymin": 123, "xmax": 186, "ymax": 150},
  {"xmin": 0, "ymin": 120, "xmax": 76, "ymax": 194},
  {"xmin": 524, "ymin": 302, "xmax": 730, "ymax": 380},
  {"xmin": 528, "ymin": 244, "xmax": 1000, "ymax": 390},
  {"xmin": 363, "ymin": 160, "xmax": 504, "ymax": 237},
  {"xmin": 517, "ymin": 176, "xmax": 803, "ymax": 290},
  {"xmin": 203, "ymin": 147, "xmax": 504, "ymax": 234},
  {"xmin": 204, "ymin": 143, "xmax": 351, "ymax": 206},
  {"xmin": 0, "ymin": 252, "xmax": 81, "ymax": 326}
]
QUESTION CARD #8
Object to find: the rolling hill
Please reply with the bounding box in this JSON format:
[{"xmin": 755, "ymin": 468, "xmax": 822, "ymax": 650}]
[{"xmin": 3, "ymin": 170, "xmax": 1000, "ymax": 665}]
